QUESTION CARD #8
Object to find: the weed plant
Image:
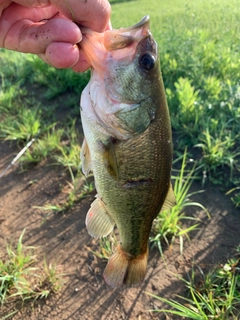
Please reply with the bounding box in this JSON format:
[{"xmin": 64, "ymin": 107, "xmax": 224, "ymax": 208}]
[
  {"xmin": 53, "ymin": 120, "xmax": 82, "ymax": 172},
  {"xmin": 0, "ymin": 230, "xmax": 63, "ymax": 311},
  {"xmin": 90, "ymin": 151, "xmax": 209, "ymax": 262},
  {"xmin": 148, "ymin": 247, "xmax": 240, "ymax": 319},
  {"xmin": 35, "ymin": 173, "xmax": 94, "ymax": 223},
  {"xmin": 195, "ymin": 128, "xmax": 240, "ymax": 185},
  {"xmin": 0, "ymin": 107, "xmax": 42, "ymax": 141},
  {"xmin": 150, "ymin": 151, "xmax": 209, "ymax": 255},
  {"xmin": 19, "ymin": 126, "xmax": 64, "ymax": 164},
  {"xmin": 88, "ymin": 232, "xmax": 118, "ymax": 261},
  {"xmin": 157, "ymin": 1, "xmax": 240, "ymax": 184},
  {"xmin": 0, "ymin": 2, "xmax": 239, "ymax": 317},
  {"xmin": 1, "ymin": 0, "xmax": 239, "ymax": 184},
  {"xmin": 226, "ymin": 184, "xmax": 240, "ymax": 209},
  {"xmin": 26, "ymin": 56, "xmax": 90, "ymax": 99}
]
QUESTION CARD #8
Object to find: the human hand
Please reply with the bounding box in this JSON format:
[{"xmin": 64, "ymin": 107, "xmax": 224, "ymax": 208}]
[{"xmin": 0, "ymin": 0, "xmax": 111, "ymax": 72}]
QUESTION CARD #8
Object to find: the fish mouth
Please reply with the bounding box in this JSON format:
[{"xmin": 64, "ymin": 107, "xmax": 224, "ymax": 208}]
[
  {"xmin": 117, "ymin": 15, "xmax": 150, "ymax": 33},
  {"xmin": 103, "ymin": 15, "xmax": 150, "ymax": 51},
  {"xmin": 80, "ymin": 16, "xmax": 151, "ymax": 71}
]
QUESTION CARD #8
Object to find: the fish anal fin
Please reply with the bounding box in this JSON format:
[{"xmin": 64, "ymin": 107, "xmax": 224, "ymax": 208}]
[
  {"xmin": 80, "ymin": 138, "xmax": 92, "ymax": 176},
  {"xmin": 160, "ymin": 183, "xmax": 177, "ymax": 212},
  {"xmin": 103, "ymin": 246, "xmax": 148, "ymax": 288},
  {"xmin": 86, "ymin": 196, "xmax": 115, "ymax": 238}
]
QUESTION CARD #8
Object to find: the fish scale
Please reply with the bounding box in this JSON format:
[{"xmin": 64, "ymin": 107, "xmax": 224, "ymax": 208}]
[{"xmin": 80, "ymin": 16, "xmax": 176, "ymax": 287}]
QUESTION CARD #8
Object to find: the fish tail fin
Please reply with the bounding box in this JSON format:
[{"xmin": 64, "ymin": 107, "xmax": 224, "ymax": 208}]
[{"xmin": 103, "ymin": 245, "xmax": 148, "ymax": 288}]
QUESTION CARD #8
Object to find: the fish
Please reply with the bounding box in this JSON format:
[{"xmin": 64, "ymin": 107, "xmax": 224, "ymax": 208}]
[{"xmin": 79, "ymin": 15, "xmax": 176, "ymax": 288}]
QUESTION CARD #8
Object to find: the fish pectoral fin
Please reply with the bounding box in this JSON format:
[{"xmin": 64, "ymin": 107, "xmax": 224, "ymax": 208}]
[
  {"xmin": 103, "ymin": 246, "xmax": 148, "ymax": 288},
  {"xmin": 80, "ymin": 138, "xmax": 92, "ymax": 176},
  {"xmin": 85, "ymin": 196, "xmax": 115, "ymax": 238},
  {"xmin": 98, "ymin": 138, "xmax": 119, "ymax": 181},
  {"xmin": 160, "ymin": 183, "xmax": 177, "ymax": 212}
]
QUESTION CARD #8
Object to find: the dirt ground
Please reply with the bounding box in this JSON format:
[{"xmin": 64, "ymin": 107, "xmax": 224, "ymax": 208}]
[{"xmin": 0, "ymin": 139, "xmax": 240, "ymax": 320}]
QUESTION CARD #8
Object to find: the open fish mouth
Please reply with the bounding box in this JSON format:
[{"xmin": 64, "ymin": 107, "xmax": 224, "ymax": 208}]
[
  {"xmin": 103, "ymin": 15, "xmax": 150, "ymax": 51},
  {"xmin": 80, "ymin": 15, "xmax": 158, "ymax": 138},
  {"xmin": 119, "ymin": 15, "xmax": 150, "ymax": 32},
  {"xmin": 80, "ymin": 16, "xmax": 152, "ymax": 71}
]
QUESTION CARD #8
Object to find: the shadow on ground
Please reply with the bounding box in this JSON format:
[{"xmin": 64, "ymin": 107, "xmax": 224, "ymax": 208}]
[{"xmin": 0, "ymin": 140, "xmax": 240, "ymax": 319}]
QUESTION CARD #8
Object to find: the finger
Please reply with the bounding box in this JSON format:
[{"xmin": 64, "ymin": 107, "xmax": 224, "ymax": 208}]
[
  {"xmin": 38, "ymin": 43, "xmax": 91, "ymax": 71},
  {"xmin": 4, "ymin": 17, "xmax": 81, "ymax": 53},
  {"xmin": 38, "ymin": 42, "xmax": 80, "ymax": 68},
  {"xmin": 11, "ymin": 0, "xmax": 51, "ymax": 8},
  {"xmin": 0, "ymin": 3, "xmax": 58, "ymax": 47},
  {"xmin": 51, "ymin": 0, "xmax": 111, "ymax": 32},
  {"xmin": 71, "ymin": 48, "xmax": 91, "ymax": 72},
  {"xmin": 107, "ymin": 20, "xmax": 112, "ymax": 31}
]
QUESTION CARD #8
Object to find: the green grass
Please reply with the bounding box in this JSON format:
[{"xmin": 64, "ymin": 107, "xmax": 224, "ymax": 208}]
[
  {"xmin": 2, "ymin": 0, "xmax": 239, "ymax": 184},
  {"xmin": 150, "ymin": 150, "xmax": 209, "ymax": 255},
  {"xmin": 226, "ymin": 185, "xmax": 240, "ymax": 208},
  {"xmin": 0, "ymin": 107, "xmax": 42, "ymax": 141},
  {"xmin": 34, "ymin": 172, "xmax": 94, "ymax": 224},
  {"xmin": 0, "ymin": 0, "xmax": 240, "ymax": 315},
  {"xmin": 195, "ymin": 127, "xmax": 240, "ymax": 185},
  {"xmin": 0, "ymin": 0, "xmax": 239, "ymax": 253},
  {"xmin": 0, "ymin": 230, "xmax": 63, "ymax": 317},
  {"xmin": 87, "ymin": 232, "xmax": 118, "ymax": 261},
  {"xmin": 148, "ymin": 247, "xmax": 240, "ymax": 319}
]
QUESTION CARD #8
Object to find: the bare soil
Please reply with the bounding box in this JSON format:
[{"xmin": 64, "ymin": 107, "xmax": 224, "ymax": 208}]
[{"xmin": 0, "ymin": 138, "xmax": 240, "ymax": 320}]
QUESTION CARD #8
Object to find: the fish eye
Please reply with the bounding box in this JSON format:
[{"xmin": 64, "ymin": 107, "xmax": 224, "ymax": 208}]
[{"xmin": 139, "ymin": 53, "xmax": 155, "ymax": 71}]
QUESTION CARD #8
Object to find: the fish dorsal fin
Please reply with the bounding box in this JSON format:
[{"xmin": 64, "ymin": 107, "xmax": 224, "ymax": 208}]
[
  {"xmin": 86, "ymin": 196, "xmax": 115, "ymax": 238},
  {"xmin": 98, "ymin": 139, "xmax": 119, "ymax": 181},
  {"xmin": 80, "ymin": 138, "xmax": 92, "ymax": 176},
  {"xmin": 160, "ymin": 184, "xmax": 177, "ymax": 212}
]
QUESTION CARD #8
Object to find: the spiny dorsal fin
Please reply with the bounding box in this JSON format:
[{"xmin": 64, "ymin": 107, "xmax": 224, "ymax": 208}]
[
  {"xmin": 160, "ymin": 184, "xmax": 177, "ymax": 212},
  {"xmin": 85, "ymin": 196, "xmax": 115, "ymax": 238},
  {"xmin": 80, "ymin": 138, "xmax": 92, "ymax": 177}
]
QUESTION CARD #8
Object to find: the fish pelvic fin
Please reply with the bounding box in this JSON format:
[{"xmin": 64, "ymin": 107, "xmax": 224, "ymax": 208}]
[
  {"xmin": 103, "ymin": 245, "xmax": 148, "ymax": 288},
  {"xmin": 86, "ymin": 196, "xmax": 115, "ymax": 238},
  {"xmin": 80, "ymin": 138, "xmax": 92, "ymax": 176}
]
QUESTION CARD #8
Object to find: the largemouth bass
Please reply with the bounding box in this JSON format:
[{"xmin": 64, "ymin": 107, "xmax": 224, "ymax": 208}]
[{"xmin": 80, "ymin": 16, "xmax": 176, "ymax": 288}]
